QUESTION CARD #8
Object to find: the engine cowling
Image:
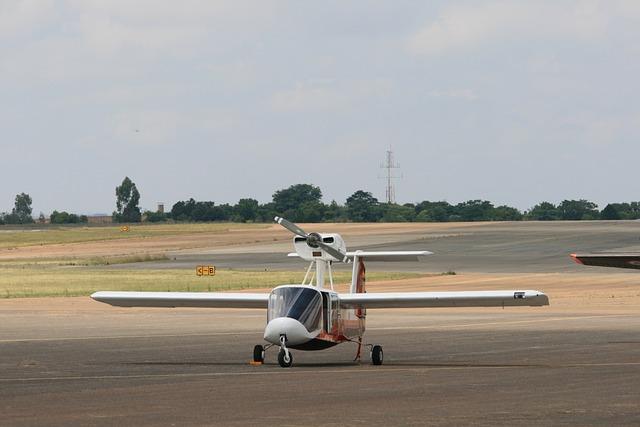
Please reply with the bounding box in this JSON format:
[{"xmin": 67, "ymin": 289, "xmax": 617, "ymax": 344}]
[{"xmin": 293, "ymin": 233, "xmax": 346, "ymax": 262}]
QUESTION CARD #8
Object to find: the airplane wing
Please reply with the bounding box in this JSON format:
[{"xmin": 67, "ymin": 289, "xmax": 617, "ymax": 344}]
[
  {"xmin": 570, "ymin": 253, "xmax": 640, "ymax": 270},
  {"xmin": 91, "ymin": 291, "xmax": 269, "ymax": 308},
  {"xmin": 287, "ymin": 250, "xmax": 432, "ymax": 262},
  {"xmin": 340, "ymin": 290, "xmax": 549, "ymax": 308}
]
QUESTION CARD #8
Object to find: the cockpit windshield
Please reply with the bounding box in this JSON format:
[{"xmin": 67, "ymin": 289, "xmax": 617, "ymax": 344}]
[{"xmin": 268, "ymin": 287, "xmax": 322, "ymax": 333}]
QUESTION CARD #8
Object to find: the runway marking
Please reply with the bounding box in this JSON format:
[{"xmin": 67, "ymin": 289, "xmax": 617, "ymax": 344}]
[
  {"xmin": 0, "ymin": 367, "xmax": 487, "ymax": 383},
  {"xmin": 369, "ymin": 314, "xmax": 636, "ymax": 331},
  {"xmin": 2, "ymin": 362, "xmax": 639, "ymax": 383}
]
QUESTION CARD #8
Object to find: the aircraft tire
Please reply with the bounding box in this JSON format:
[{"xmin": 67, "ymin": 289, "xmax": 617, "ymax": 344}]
[
  {"xmin": 253, "ymin": 345, "xmax": 264, "ymax": 363},
  {"xmin": 372, "ymin": 345, "xmax": 383, "ymax": 365},
  {"xmin": 278, "ymin": 349, "xmax": 293, "ymax": 368}
]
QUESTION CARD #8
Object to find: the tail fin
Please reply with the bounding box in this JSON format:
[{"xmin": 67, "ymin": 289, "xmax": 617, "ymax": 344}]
[
  {"xmin": 355, "ymin": 259, "xmax": 366, "ymax": 294},
  {"xmin": 350, "ymin": 256, "xmax": 367, "ymax": 294},
  {"xmin": 354, "ymin": 259, "xmax": 366, "ymax": 318}
]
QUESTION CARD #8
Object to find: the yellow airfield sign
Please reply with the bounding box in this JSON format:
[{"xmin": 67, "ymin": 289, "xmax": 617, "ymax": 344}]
[
  {"xmin": 120, "ymin": 225, "xmax": 130, "ymax": 232},
  {"xmin": 196, "ymin": 265, "xmax": 216, "ymax": 276}
]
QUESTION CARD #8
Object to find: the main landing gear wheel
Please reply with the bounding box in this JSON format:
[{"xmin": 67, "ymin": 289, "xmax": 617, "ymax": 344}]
[
  {"xmin": 253, "ymin": 345, "xmax": 264, "ymax": 363},
  {"xmin": 278, "ymin": 348, "xmax": 293, "ymax": 368},
  {"xmin": 371, "ymin": 345, "xmax": 383, "ymax": 365}
]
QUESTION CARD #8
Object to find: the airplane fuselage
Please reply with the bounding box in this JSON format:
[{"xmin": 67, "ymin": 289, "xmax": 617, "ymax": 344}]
[{"xmin": 263, "ymin": 285, "xmax": 365, "ymax": 350}]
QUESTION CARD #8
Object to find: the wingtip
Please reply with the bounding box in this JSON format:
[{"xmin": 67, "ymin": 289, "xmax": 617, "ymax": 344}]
[
  {"xmin": 570, "ymin": 253, "xmax": 584, "ymax": 265},
  {"xmin": 90, "ymin": 291, "xmax": 114, "ymax": 302},
  {"xmin": 527, "ymin": 290, "xmax": 550, "ymax": 306}
]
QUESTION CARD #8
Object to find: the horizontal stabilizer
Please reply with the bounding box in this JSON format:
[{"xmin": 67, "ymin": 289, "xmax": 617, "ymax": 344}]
[
  {"xmin": 340, "ymin": 290, "xmax": 549, "ymax": 309},
  {"xmin": 571, "ymin": 253, "xmax": 640, "ymax": 270},
  {"xmin": 91, "ymin": 291, "xmax": 269, "ymax": 308},
  {"xmin": 288, "ymin": 250, "xmax": 432, "ymax": 262}
]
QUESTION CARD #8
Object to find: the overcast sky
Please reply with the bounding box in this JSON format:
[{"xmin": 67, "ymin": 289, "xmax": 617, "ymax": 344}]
[{"xmin": 1, "ymin": 1, "xmax": 639, "ymax": 215}]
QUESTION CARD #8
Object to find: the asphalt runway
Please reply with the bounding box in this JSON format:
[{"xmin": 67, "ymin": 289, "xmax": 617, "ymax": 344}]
[
  {"xmin": 114, "ymin": 221, "xmax": 640, "ymax": 274},
  {"xmin": 1, "ymin": 301, "xmax": 639, "ymax": 426}
]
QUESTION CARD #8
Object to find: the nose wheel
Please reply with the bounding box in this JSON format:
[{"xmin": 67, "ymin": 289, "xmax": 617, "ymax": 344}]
[
  {"xmin": 278, "ymin": 348, "xmax": 293, "ymax": 367},
  {"xmin": 277, "ymin": 335, "xmax": 293, "ymax": 368}
]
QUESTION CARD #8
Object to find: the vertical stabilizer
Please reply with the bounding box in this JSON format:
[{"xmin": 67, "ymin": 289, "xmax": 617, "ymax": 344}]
[{"xmin": 355, "ymin": 259, "xmax": 366, "ymax": 294}]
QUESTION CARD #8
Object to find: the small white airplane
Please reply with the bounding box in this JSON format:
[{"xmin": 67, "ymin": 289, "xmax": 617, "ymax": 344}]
[{"xmin": 92, "ymin": 217, "xmax": 549, "ymax": 368}]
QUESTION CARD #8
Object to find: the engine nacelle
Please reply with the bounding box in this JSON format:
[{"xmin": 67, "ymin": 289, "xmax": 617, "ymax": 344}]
[{"xmin": 293, "ymin": 233, "xmax": 346, "ymax": 262}]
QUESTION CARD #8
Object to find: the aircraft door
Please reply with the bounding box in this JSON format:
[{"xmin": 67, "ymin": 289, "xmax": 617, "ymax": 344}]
[
  {"xmin": 321, "ymin": 292, "xmax": 329, "ymax": 332},
  {"xmin": 330, "ymin": 293, "xmax": 340, "ymax": 335}
]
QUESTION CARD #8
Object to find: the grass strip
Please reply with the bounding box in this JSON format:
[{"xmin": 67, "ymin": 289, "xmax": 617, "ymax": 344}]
[
  {"xmin": 0, "ymin": 223, "xmax": 267, "ymax": 249},
  {"xmin": 0, "ymin": 254, "xmax": 169, "ymax": 267},
  {"xmin": 0, "ymin": 268, "xmax": 423, "ymax": 298}
]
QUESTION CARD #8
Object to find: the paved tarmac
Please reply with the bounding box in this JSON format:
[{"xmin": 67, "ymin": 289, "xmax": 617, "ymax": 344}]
[
  {"xmin": 113, "ymin": 221, "xmax": 640, "ymax": 274},
  {"xmin": 1, "ymin": 300, "xmax": 639, "ymax": 426}
]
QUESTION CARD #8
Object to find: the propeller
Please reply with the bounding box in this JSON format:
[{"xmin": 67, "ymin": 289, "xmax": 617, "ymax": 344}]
[
  {"xmin": 274, "ymin": 216, "xmax": 307, "ymax": 238},
  {"xmin": 274, "ymin": 216, "xmax": 350, "ymax": 263}
]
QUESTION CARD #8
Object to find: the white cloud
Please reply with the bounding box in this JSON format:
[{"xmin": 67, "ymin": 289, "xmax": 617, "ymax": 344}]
[
  {"xmin": 429, "ymin": 88, "xmax": 478, "ymax": 101},
  {"xmin": 0, "ymin": 0, "xmax": 55, "ymax": 39},
  {"xmin": 72, "ymin": 2, "xmax": 277, "ymax": 59},
  {"xmin": 271, "ymin": 81, "xmax": 348, "ymax": 112},
  {"xmin": 111, "ymin": 110, "xmax": 184, "ymax": 146},
  {"xmin": 270, "ymin": 78, "xmax": 394, "ymax": 113},
  {"xmin": 76, "ymin": 14, "xmax": 207, "ymax": 58},
  {"xmin": 562, "ymin": 112, "xmax": 640, "ymax": 147},
  {"xmin": 408, "ymin": 1, "xmax": 610, "ymax": 56},
  {"xmin": 107, "ymin": 107, "xmax": 239, "ymax": 147},
  {"xmin": 66, "ymin": 0, "xmax": 277, "ymax": 26},
  {"xmin": 2, "ymin": 1, "xmax": 280, "ymax": 63}
]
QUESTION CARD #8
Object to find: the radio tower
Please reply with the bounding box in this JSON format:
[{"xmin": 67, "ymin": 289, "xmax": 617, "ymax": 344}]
[{"xmin": 380, "ymin": 148, "xmax": 400, "ymax": 204}]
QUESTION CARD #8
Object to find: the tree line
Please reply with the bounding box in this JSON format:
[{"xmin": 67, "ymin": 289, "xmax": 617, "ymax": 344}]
[
  {"xmin": 2, "ymin": 178, "xmax": 640, "ymax": 225},
  {"xmin": 138, "ymin": 181, "xmax": 640, "ymax": 223},
  {"xmin": 0, "ymin": 192, "xmax": 89, "ymax": 225},
  {"xmin": 160, "ymin": 186, "xmax": 628, "ymax": 223}
]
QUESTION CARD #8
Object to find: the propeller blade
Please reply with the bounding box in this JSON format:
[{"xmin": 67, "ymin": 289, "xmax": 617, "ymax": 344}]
[
  {"xmin": 274, "ymin": 216, "xmax": 349, "ymax": 262},
  {"xmin": 317, "ymin": 241, "xmax": 351, "ymax": 263},
  {"xmin": 274, "ymin": 216, "xmax": 308, "ymax": 238}
]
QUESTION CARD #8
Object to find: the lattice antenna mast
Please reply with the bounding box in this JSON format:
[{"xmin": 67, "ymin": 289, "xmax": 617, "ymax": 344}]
[{"xmin": 380, "ymin": 148, "xmax": 400, "ymax": 204}]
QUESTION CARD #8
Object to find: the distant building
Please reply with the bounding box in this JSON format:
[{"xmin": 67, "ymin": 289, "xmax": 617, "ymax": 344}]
[
  {"xmin": 157, "ymin": 203, "xmax": 165, "ymax": 214},
  {"xmin": 86, "ymin": 215, "xmax": 113, "ymax": 224}
]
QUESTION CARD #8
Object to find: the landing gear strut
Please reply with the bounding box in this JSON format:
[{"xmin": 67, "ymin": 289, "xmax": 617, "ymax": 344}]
[
  {"xmin": 277, "ymin": 335, "xmax": 293, "ymax": 368},
  {"xmin": 353, "ymin": 336, "xmax": 363, "ymax": 362}
]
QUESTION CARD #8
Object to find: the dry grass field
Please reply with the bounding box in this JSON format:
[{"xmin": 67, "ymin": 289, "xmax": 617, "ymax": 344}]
[
  {"xmin": 0, "ymin": 222, "xmax": 267, "ymax": 250},
  {"xmin": 0, "ymin": 267, "xmax": 421, "ymax": 298}
]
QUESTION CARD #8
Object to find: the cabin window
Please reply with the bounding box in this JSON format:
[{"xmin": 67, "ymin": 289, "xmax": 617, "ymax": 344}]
[{"xmin": 268, "ymin": 287, "xmax": 322, "ymax": 333}]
